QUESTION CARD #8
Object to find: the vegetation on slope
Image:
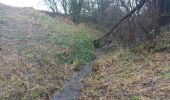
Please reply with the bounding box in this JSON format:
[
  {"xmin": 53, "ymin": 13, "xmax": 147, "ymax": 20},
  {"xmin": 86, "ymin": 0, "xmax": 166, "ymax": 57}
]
[
  {"xmin": 0, "ymin": 4, "xmax": 96, "ymax": 99},
  {"xmin": 37, "ymin": 15, "xmax": 96, "ymax": 64},
  {"xmin": 80, "ymin": 28, "xmax": 170, "ymax": 100}
]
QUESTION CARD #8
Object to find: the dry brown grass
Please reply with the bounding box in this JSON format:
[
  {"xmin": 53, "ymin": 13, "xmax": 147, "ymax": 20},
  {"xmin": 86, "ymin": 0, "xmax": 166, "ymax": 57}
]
[
  {"xmin": 0, "ymin": 6, "xmax": 71, "ymax": 99},
  {"xmin": 80, "ymin": 30, "xmax": 170, "ymax": 100},
  {"xmin": 0, "ymin": 3, "xmax": 96, "ymax": 100}
]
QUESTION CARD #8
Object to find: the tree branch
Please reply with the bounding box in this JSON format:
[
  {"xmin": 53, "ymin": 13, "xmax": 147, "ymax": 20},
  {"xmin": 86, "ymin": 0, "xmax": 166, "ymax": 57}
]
[{"xmin": 96, "ymin": 0, "xmax": 147, "ymax": 47}]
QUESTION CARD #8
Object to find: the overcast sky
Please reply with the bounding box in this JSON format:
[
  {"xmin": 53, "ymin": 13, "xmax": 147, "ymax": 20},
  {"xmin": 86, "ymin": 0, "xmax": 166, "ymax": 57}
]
[{"xmin": 0, "ymin": 0, "xmax": 48, "ymax": 10}]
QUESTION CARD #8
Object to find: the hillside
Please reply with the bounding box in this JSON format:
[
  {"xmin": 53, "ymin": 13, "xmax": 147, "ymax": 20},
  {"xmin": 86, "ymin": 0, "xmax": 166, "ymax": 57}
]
[
  {"xmin": 80, "ymin": 30, "xmax": 170, "ymax": 99},
  {"xmin": 1, "ymin": 3, "xmax": 170, "ymax": 100},
  {"xmin": 0, "ymin": 3, "xmax": 99, "ymax": 99}
]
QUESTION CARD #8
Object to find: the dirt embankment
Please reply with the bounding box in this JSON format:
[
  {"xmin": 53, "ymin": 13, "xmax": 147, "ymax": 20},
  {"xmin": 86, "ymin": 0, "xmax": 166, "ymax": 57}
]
[
  {"xmin": 0, "ymin": 3, "xmax": 72, "ymax": 99},
  {"xmin": 80, "ymin": 30, "xmax": 170, "ymax": 100}
]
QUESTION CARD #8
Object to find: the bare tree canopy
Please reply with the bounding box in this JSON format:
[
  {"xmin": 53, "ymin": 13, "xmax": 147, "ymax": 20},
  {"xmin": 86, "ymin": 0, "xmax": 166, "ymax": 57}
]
[
  {"xmin": 43, "ymin": 0, "xmax": 170, "ymax": 48},
  {"xmin": 95, "ymin": 0, "xmax": 170, "ymax": 48}
]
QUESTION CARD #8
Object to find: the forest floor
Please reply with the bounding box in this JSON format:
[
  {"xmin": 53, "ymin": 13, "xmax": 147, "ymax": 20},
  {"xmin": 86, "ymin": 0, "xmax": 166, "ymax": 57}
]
[{"xmin": 0, "ymin": 3, "xmax": 102, "ymax": 100}]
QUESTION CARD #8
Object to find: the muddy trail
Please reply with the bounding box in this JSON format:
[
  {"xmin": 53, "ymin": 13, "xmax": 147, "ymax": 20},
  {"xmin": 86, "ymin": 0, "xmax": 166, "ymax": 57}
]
[{"xmin": 51, "ymin": 50, "xmax": 102, "ymax": 100}]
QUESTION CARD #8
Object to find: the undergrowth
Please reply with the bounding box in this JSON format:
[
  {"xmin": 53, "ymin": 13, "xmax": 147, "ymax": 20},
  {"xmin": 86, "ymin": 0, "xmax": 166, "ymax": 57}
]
[
  {"xmin": 37, "ymin": 15, "xmax": 96, "ymax": 65},
  {"xmin": 80, "ymin": 27, "xmax": 170, "ymax": 100},
  {"xmin": 0, "ymin": 6, "xmax": 96, "ymax": 100}
]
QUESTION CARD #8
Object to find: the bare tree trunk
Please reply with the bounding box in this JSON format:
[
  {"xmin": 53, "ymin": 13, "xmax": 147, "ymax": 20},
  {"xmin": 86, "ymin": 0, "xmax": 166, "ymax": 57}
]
[
  {"xmin": 151, "ymin": 0, "xmax": 160, "ymax": 29},
  {"xmin": 95, "ymin": 0, "xmax": 147, "ymax": 47}
]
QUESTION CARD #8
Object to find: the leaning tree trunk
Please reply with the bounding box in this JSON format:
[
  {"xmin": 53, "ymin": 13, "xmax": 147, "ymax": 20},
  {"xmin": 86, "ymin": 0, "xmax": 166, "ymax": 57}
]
[
  {"xmin": 94, "ymin": 0, "xmax": 170, "ymax": 49},
  {"xmin": 94, "ymin": 0, "xmax": 147, "ymax": 48}
]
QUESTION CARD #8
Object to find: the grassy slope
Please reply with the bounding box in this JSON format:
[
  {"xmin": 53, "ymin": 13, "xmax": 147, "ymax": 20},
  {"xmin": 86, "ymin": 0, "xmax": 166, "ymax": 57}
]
[
  {"xmin": 0, "ymin": 4, "xmax": 98, "ymax": 99},
  {"xmin": 80, "ymin": 29, "xmax": 170, "ymax": 100}
]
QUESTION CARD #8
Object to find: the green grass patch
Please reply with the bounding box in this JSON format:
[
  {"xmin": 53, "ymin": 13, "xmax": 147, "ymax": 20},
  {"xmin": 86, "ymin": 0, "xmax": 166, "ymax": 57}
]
[
  {"xmin": 37, "ymin": 15, "xmax": 96, "ymax": 65},
  {"xmin": 162, "ymin": 72, "xmax": 170, "ymax": 78},
  {"xmin": 0, "ymin": 9, "xmax": 96, "ymax": 100},
  {"xmin": 53, "ymin": 32, "xmax": 95, "ymax": 64},
  {"xmin": 132, "ymin": 96, "xmax": 143, "ymax": 100}
]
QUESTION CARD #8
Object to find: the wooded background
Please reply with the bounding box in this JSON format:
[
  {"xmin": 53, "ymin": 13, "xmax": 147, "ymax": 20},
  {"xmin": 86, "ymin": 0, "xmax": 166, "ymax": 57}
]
[{"xmin": 44, "ymin": 0, "xmax": 170, "ymax": 47}]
